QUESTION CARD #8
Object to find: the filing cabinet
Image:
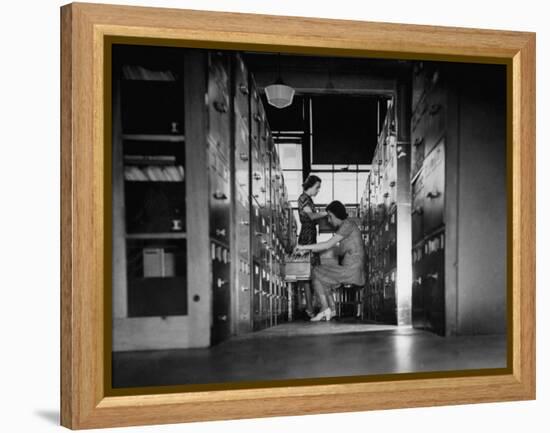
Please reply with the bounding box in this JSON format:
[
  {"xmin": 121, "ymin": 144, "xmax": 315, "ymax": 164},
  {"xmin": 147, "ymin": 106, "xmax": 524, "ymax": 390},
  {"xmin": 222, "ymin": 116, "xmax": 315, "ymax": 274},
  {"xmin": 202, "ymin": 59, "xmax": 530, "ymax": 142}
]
[
  {"xmin": 410, "ymin": 62, "xmax": 447, "ymax": 336},
  {"xmin": 361, "ymin": 97, "xmax": 407, "ymax": 325},
  {"xmin": 232, "ymin": 54, "xmax": 252, "ymax": 335},
  {"xmin": 411, "ymin": 231, "xmax": 445, "ymax": 335},
  {"xmin": 207, "ymin": 52, "xmax": 232, "ymax": 344},
  {"xmin": 407, "ymin": 61, "xmax": 507, "ymax": 336}
]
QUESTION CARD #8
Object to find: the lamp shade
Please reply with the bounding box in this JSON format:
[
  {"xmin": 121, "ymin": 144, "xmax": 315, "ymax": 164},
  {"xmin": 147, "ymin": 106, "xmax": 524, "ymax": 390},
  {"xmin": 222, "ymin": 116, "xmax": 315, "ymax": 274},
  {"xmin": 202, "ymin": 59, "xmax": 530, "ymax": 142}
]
[{"xmin": 265, "ymin": 83, "xmax": 295, "ymax": 109}]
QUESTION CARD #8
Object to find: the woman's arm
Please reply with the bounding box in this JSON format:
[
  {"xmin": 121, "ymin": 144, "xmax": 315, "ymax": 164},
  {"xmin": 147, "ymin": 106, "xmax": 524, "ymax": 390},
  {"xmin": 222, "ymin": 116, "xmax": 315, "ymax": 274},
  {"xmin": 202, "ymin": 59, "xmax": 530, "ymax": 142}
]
[
  {"xmin": 303, "ymin": 206, "xmax": 327, "ymax": 221},
  {"xmin": 296, "ymin": 233, "xmax": 344, "ymax": 252}
]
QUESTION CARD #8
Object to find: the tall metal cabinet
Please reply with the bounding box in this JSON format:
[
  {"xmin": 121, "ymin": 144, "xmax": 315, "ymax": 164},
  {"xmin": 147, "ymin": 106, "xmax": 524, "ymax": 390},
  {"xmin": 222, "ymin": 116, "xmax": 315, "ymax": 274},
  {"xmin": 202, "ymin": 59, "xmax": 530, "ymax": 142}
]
[
  {"xmin": 361, "ymin": 94, "xmax": 412, "ymax": 326},
  {"xmin": 232, "ymin": 53, "xmax": 253, "ymax": 335},
  {"xmin": 410, "ymin": 61, "xmax": 506, "ymax": 336}
]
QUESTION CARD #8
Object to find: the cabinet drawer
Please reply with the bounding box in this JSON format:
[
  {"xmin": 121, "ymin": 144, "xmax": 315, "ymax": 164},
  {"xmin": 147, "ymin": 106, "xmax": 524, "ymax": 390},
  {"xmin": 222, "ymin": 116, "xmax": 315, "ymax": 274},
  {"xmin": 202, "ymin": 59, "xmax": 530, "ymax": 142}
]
[
  {"xmin": 234, "ymin": 56, "xmax": 250, "ymax": 123},
  {"xmin": 424, "ymin": 82, "xmax": 447, "ymax": 156},
  {"xmin": 411, "ymin": 173, "xmax": 425, "ymax": 244},
  {"xmin": 411, "ymin": 101, "xmax": 427, "ymax": 178},
  {"xmin": 421, "ymin": 141, "xmax": 445, "ymax": 234},
  {"xmin": 412, "ymin": 62, "xmax": 435, "ymax": 111},
  {"xmin": 207, "ymin": 54, "xmax": 231, "ymax": 163},
  {"xmin": 209, "ymin": 167, "xmax": 231, "ymax": 243}
]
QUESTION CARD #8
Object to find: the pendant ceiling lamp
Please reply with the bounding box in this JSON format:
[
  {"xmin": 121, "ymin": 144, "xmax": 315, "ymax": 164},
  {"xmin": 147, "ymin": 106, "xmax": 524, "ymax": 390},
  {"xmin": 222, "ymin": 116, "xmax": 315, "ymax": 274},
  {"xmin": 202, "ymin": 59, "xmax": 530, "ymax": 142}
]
[{"xmin": 265, "ymin": 53, "xmax": 295, "ymax": 109}]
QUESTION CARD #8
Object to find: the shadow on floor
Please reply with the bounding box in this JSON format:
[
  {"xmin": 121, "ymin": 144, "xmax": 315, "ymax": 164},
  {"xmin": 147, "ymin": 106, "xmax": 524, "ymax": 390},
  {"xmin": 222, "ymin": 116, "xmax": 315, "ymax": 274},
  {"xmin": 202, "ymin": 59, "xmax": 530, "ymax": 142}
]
[{"xmin": 34, "ymin": 410, "xmax": 59, "ymax": 425}]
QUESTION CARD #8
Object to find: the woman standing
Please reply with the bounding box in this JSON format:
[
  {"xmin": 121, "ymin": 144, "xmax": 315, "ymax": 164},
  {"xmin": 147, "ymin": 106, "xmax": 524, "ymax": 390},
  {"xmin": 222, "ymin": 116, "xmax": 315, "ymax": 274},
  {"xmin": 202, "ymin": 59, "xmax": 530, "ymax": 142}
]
[
  {"xmin": 296, "ymin": 200, "xmax": 365, "ymax": 322},
  {"xmin": 297, "ymin": 175, "xmax": 327, "ymax": 318}
]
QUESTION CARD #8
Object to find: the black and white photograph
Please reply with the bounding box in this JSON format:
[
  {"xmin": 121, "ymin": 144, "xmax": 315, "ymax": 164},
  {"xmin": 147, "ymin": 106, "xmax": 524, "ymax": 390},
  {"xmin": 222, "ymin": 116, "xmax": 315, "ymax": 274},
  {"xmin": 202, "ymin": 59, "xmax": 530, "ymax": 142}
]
[{"xmin": 109, "ymin": 43, "xmax": 507, "ymax": 389}]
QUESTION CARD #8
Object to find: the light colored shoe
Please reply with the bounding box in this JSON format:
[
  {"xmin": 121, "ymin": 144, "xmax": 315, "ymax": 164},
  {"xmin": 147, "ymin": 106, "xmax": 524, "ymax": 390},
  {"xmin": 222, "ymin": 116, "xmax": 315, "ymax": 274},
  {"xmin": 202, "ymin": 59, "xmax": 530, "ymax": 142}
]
[{"xmin": 310, "ymin": 308, "xmax": 331, "ymax": 322}]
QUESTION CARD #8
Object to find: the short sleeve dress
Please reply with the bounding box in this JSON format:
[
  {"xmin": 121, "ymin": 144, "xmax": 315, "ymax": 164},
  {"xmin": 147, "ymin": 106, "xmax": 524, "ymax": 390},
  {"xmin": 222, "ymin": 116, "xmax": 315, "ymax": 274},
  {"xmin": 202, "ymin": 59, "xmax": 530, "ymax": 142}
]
[
  {"xmin": 297, "ymin": 192, "xmax": 320, "ymax": 266},
  {"xmin": 311, "ymin": 219, "xmax": 365, "ymax": 291}
]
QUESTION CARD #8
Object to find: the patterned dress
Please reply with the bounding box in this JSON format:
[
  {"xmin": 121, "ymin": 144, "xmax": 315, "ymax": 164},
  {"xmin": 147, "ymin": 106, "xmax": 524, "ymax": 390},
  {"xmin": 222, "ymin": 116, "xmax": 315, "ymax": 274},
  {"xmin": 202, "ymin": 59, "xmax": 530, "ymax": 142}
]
[
  {"xmin": 312, "ymin": 219, "xmax": 365, "ymax": 292},
  {"xmin": 297, "ymin": 192, "xmax": 320, "ymax": 266}
]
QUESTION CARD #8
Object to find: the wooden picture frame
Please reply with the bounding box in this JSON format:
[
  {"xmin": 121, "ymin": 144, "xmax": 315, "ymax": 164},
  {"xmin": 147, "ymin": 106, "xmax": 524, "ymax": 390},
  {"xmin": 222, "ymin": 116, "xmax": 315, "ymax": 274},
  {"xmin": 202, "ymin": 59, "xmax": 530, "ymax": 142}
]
[{"xmin": 60, "ymin": 2, "xmax": 535, "ymax": 429}]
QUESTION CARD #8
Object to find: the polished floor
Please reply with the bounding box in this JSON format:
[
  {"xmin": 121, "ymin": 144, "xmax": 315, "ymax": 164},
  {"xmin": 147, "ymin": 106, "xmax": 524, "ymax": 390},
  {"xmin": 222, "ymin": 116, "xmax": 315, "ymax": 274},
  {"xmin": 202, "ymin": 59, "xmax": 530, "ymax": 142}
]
[{"xmin": 112, "ymin": 319, "xmax": 507, "ymax": 388}]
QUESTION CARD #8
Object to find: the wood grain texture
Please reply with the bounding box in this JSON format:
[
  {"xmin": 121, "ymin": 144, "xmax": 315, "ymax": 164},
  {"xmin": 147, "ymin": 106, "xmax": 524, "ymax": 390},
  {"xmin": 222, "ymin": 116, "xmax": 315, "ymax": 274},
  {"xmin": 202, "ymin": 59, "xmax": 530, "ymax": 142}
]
[
  {"xmin": 60, "ymin": 4, "xmax": 74, "ymax": 429},
  {"xmin": 60, "ymin": 2, "xmax": 536, "ymax": 429}
]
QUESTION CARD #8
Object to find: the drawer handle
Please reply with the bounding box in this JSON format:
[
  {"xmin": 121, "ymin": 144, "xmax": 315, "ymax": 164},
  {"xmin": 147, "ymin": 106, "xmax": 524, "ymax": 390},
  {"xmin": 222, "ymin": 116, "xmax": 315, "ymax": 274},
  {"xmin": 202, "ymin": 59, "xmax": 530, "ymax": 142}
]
[
  {"xmin": 240, "ymin": 152, "xmax": 249, "ymax": 161},
  {"xmin": 213, "ymin": 191, "xmax": 227, "ymax": 200},
  {"xmin": 413, "ymin": 137, "xmax": 424, "ymax": 147},
  {"xmin": 429, "ymin": 104, "xmax": 442, "ymax": 116},
  {"xmin": 239, "ymin": 84, "xmax": 249, "ymax": 95},
  {"xmin": 217, "ymin": 315, "xmax": 228, "ymax": 321},
  {"xmin": 240, "ymin": 220, "xmax": 250, "ymax": 226},
  {"xmin": 217, "ymin": 278, "xmax": 229, "ymax": 288},
  {"xmin": 253, "ymin": 172, "xmax": 262, "ymax": 180},
  {"xmin": 427, "ymin": 272, "xmax": 439, "ymax": 280},
  {"xmin": 254, "ymin": 114, "xmax": 262, "ymax": 123},
  {"xmin": 213, "ymin": 100, "xmax": 228, "ymax": 113},
  {"xmin": 389, "ymin": 181, "xmax": 396, "ymax": 187},
  {"xmin": 216, "ymin": 228, "xmax": 227, "ymax": 237},
  {"xmin": 426, "ymin": 191, "xmax": 441, "ymax": 199}
]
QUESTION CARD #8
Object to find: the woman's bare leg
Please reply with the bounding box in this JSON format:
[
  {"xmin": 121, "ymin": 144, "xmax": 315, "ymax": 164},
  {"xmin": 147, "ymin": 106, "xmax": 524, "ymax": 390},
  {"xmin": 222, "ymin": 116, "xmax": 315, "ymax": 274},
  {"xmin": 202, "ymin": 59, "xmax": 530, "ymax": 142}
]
[
  {"xmin": 313, "ymin": 278, "xmax": 329, "ymax": 311},
  {"xmin": 303, "ymin": 281, "xmax": 314, "ymax": 314},
  {"xmin": 326, "ymin": 288, "xmax": 335, "ymax": 311}
]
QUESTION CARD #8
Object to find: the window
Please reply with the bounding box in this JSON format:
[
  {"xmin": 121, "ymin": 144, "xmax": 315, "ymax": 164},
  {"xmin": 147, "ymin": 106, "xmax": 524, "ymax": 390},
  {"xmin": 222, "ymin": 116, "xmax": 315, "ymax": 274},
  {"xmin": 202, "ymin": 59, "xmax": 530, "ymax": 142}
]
[
  {"xmin": 278, "ymin": 142, "xmax": 302, "ymax": 170},
  {"xmin": 333, "ymin": 172, "xmax": 358, "ymax": 204},
  {"xmin": 283, "ymin": 171, "xmax": 303, "ymax": 202},
  {"xmin": 311, "ymin": 172, "xmax": 333, "ymax": 205}
]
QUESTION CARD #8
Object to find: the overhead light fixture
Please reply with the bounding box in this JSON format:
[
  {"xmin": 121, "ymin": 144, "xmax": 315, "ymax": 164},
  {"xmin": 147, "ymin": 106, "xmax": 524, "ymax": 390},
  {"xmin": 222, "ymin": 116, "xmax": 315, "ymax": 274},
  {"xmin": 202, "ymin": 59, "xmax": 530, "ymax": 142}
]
[{"xmin": 265, "ymin": 53, "xmax": 295, "ymax": 109}]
